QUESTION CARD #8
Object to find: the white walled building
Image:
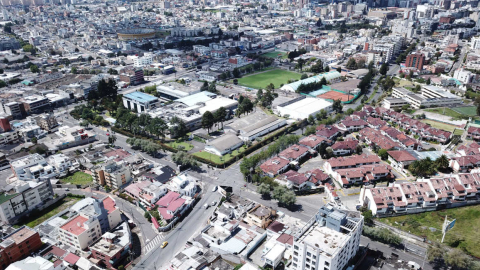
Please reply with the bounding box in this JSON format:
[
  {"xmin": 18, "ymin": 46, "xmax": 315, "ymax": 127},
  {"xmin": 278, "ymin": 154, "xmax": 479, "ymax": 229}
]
[
  {"xmin": 453, "ymin": 68, "xmax": 475, "ymax": 84},
  {"xmin": 132, "ymin": 53, "xmax": 154, "ymax": 68},
  {"xmin": 48, "ymin": 153, "xmax": 73, "ymax": 174},
  {"xmin": 10, "ymin": 153, "xmax": 57, "ymax": 181},
  {"xmin": 292, "ymin": 204, "xmax": 363, "ymax": 270},
  {"xmin": 0, "ymin": 180, "xmax": 54, "ymax": 224}
]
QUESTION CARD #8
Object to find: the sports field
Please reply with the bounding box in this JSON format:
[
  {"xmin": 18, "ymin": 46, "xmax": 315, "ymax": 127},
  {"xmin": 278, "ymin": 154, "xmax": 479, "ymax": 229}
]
[
  {"xmin": 424, "ymin": 107, "xmax": 463, "ymax": 119},
  {"xmin": 238, "ymin": 69, "xmax": 301, "ymax": 89},
  {"xmin": 380, "ymin": 204, "xmax": 480, "ymax": 257},
  {"xmin": 451, "ymin": 106, "xmax": 477, "ymax": 116},
  {"xmin": 421, "ymin": 119, "xmax": 458, "ymax": 132},
  {"xmin": 317, "ymin": 91, "xmax": 354, "ymax": 102},
  {"xmin": 262, "ymin": 51, "xmax": 287, "ymax": 59}
]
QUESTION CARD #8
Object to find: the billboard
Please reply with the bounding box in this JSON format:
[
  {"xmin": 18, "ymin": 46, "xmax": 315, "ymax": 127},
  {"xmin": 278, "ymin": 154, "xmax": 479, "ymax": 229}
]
[{"xmin": 443, "ymin": 219, "xmax": 456, "ymax": 233}]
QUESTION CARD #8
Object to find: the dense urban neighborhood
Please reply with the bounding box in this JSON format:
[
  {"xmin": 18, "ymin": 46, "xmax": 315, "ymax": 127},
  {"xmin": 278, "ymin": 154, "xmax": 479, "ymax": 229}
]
[{"xmin": 0, "ymin": 0, "xmax": 480, "ymax": 270}]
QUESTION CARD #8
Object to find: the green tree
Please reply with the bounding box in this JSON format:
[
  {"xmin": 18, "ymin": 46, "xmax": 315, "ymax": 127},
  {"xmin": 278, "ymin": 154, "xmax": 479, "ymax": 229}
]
[
  {"xmin": 214, "ymin": 107, "xmax": 227, "ymax": 129},
  {"xmin": 281, "ymin": 190, "xmax": 296, "ymax": 206},
  {"xmin": 332, "ymin": 99, "xmax": 343, "ymax": 113},
  {"xmin": 31, "ymin": 137, "xmax": 38, "ymax": 144},
  {"xmin": 301, "ymin": 73, "xmax": 308, "ymax": 80},
  {"xmin": 435, "ymin": 154, "xmax": 449, "ymax": 170},
  {"xmin": 30, "ymin": 65, "xmax": 39, "ymax": 73},
  {"xmin": 169, "ymin": 116, "xmax": 188, "ymax": 139},
  {"xmin": 257, "ymin": 183, "xmax": 271, "ymax": 198},
  {"xmin": 202, "ymin": 111, "xmax": 215, "ymax": 134},
  {"xmin": 297, "ymin": 58, "xmax": 305, "ymax": 71},
  {"xmin": 346, "ymin": 58, "xmax": 357, "ymax": 69},
  {"xmin": 379, "ymin": 63, "xmax": 388, "ymax": 75},
  {"xmin": 108, "ymin": 134, "xmax": 117, "ymax": 145},
  {"xmin": 377, "ymin": 149, "xmax": 388, "ymax": 160},
  {"xmin": 232, "ymin": 68, "xmax": 241, "ymax": 78},
  {"xmin": 71, "ymin": 67, "xmax": 77, "ymax": 74},
  {"xmin": 272, "ymin": 186, "xmax": 286, "ymax": 201}
]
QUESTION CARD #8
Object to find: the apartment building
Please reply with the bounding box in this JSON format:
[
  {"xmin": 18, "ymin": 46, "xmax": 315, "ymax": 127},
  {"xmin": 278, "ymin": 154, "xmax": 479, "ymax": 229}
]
[
  {"xmin": 92, "ymin": 161, "xmax": 132, "ymax": 189},
  {"xmin": 10, "ymin": 153, "xmax": 57, "ymax": 181},
  {"xmin": 1, "ymin": 102, "xmax": 26, "ymax": 119},
  {"xmin": 323, "ymin": 154, "xmax": 381, "ymax": 175},
  {"xmin": 244, "ymin": 204, "xmax": 276, "ymax": 229},
  {"xmin": 405, "ymin": 53, "xmax": 425, "ymax": 70},
  {"xmin": 90, "ymin": 222, "xmax": 132, "ymax": 269},
  {"xmin": 47, "ymin": 153, "xmax": 73, "ymax": 175},
  {"xmin": 292, "ymin": 204, "xmax": 363, "ymax": 270},
  {"xmin": 0, "ymin": 130, "xmax": 20, "ymax": 145},
  {"xmin": 59, "ymin": 197, "xmax": 122, "ymax": 251},
  {"xmin": 119, "ymin": 68, "xmax": 144, "ymax": 86},
  {"xmin": 21, "ymin": 95, "xmax": 50, "ymax": 114},
  {"xmin": 0, "ymin": 180, "xmax": 54, "ymax": 224},
  {"xmin": 34, "ymin": 113, "xmax": 58, "ymax": 132},
  {"xmin": 0, "ymin": 226, "xmax": 43, "ymax": 270}
]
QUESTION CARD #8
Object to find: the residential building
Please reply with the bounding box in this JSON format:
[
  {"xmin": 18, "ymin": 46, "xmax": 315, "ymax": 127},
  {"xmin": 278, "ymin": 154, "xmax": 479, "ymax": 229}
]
[
  {"xmin": 0, "ymin": 130, "xmax": 20, "ymax": 145},
  {"xmin": 43, "ymin": 126, "xmax": 96, "ymax": 151},
  {"xmin": 47, "ymin": 153, "xmax": 73, "ymax": 175},
  {"xmin": 292, "ymin": 204, "xmax": 363, "ymax": 270},
  {"xmin": 90, "ymin": 222, "xmax": 132, "ymax": 269},
  {"xmin": 122, "ymin": 91, "xmax": 159, "ymax": 113},
  {"xmin": 5, "ymin": 256, "xmax": 62, "ymax": 270},
  {"xmin": 0, "ymin": 226, "xmax": 43, "ymax": 270},
  {"xmin": 10, "ymin": 153, "xmax": 57, "ymax": 181},
  {"xmin": 1, "ymin": 102, "xmax": 25, "ymax": 119},
  {"xmin": 21, "ymin": 96, "xmax": 50, "ymax": 114},
  {"xmin": 34, "ymin": 113, "xmax": 58, "ymax": 132},
  {"xmin": 244, "ymin": 204, "xmax": 276, "ymax": 229},
  {"xmin": 0, "ymin": 180, "xmax": 54, "ymax": 224},
  {"xmin": 331, "ymin": 140, "xmax": 358, "ymax": 156},
  {"xmin": 333, "ymin": 164, "xmax": 393, "ymax": 188},
  {"xmin": 260, "ymin": 157, "xmax": 290, "ymax": 178},
  {"xmin": 323, "ymin": 154, "xmax": 381, "ymax": 175},
  {"xmin": 92, "ymin": 161, "xmax": 132, "ymax": 189},
  {"xmin": 119, "ymin": 68, "xmax": 144, "ymax": 86},
  {"xmin": 132, "ymin": 53, "xmax": 153, "ymax": 68},
  {"xmin": 58, "ymin": 197, "xmax": 122, "ymax": 251},
  {"xmin": 155, "ymin": 191, "xmax": 190, "ymax": 222}
]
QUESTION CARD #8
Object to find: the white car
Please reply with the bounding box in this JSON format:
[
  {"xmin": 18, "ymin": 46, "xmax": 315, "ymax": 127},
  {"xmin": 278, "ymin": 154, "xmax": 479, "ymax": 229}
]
[
  {"xmin": 211, "ymin": 201, "xmax": 217, "ymax": 206},
  {"xmin": 204, "ymin": 203, "xmax": 209, "ymax": 209},
  {"xmin": 212, "ymin": 186, "xmax": 217, "ymax": 192}
]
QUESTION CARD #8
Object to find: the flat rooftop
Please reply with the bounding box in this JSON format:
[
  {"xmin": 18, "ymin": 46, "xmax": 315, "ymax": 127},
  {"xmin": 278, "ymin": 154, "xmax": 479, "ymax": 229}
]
[
  {"xmin": 298, "ymin": 224, "xmax": 347, "ymax": 256},
  {"xmin": 124, "ymin": 91, "xmax": 158, "ymax": 103},
  {"xmin": 279, "ymin": 97, "xmax": 332, "ymax": 114},
  {"xmin": 60, "ymin": 215, "xmax": 89, "ymax": 236}
]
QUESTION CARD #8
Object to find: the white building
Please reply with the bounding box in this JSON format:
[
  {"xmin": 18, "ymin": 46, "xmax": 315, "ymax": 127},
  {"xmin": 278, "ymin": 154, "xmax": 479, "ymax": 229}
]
[
  {"xmin": 453, "ymin": 68, "xmax": 475, "ymax": 84},
  {"xmin": 204, "ymin": 133, "xmax": 244, "ymax": 156},
  {"xmin": 122, "ymin": 91, "xmax": 160, "ymax": 113},
  {"xmin": 133, "ymin": 53, "xmax": 154, "ymax": 68},
  {"xmin": 0, "ymin": 130, "xmax": 20, "ymax": 145},
  {"xmin": 0, "ymin": 180, "xmax": 54, "ymax": 224},
  {"xmin": 48, "ymin": 153, "xmax": 73, "ymax": 175},
  {"xmin": 384, "ymin": 86, "xmax": 462, "ymax": 109},
  {"xmin": 292, "ymin": 204, "xmax": 363, "ymax": 270},
  {"xmin": 471, "ymin": 36, "xmax": 480, "ymax": 50},
  {"xmin": 6, "ymin": 256, "xmax": 63, "ymax": 270},
  {"xmin": 276, "ymin": 97, "xmax": 332, "ymax": 120},
  {"xmin": 10, "ymin": 153, "xmax": 57, "ymax": 181}
]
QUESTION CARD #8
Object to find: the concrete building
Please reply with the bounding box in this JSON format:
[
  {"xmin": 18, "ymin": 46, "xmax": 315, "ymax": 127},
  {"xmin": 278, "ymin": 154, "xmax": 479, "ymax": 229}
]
[
  {"xmin": 385, "ymin": 86, "xmax": 462, "ymax": 109},
  {"xmin": 21, "ymin": 96, "xmax": 50, "ymax": 114},
  {"xmin": 132, "ymin": 53, "xmax": 154, "ymax": 68},
  {"xmin": 0, "ymin": 180, "xmax": 54, "ymax": 224},
  {"xmin": 405, "ymin": 53, "xmax": 425, "ymax": 70},
  {"xmin": 43, "ymin": 126, "xmax": 96, "ymax": 151},
  {"xmin": 204, "ymin": 133, "xmax": 243, "ymax": 156},
  {"xmin": 244, "ymin": 204, "xmax": 276, "ymax": 229},
  {"xmin": 92, "ymin": 161, "xmax": 132, "ymax": 189},
  {"xmin": 453, "ymin": 68, "xmax": 475, "ymax": 84},
  {"xmin": 0, "ymin": 130, "xmax": 20, "ymax": 145},
  {"xmin": 119, "ymin": 69, "xmax": 144, "ymax": 86},
  {"xmin": 0, "ymin": 227, "xmax": 43, "ymax": 270},
  {"xmin": 224, "ymin": 113, "xmax": 287, "ymax": 142},
  {"xmin": 280, "ymin": 71, "xmax": 341, "ymax": 92},
  {"xmin": 1, "ymin": 102, "xmax": 25, "ymax": 119},
  {"xmin": 10, "ymin": 153, "xmax": 57, "ymax": 181},
  {"xmin": 47, "ymin": 153, "xmax": 73, "ymax": 175},
  {"xmin": 292, "ymin": 204, "xmax": 363, "ymax": 270},
  {"xmin": 5, "ymin": 256, "xmax": 62, "ymax": 270},
  {"xmin": 122, "ymin": 91, "xmax": 159, "ymax": 113},
  {"xmin": 58, "ymin": 197, "xmax": 122, "ymax": 251},
  {"xmin": 34, "ymin": 113, "xmax": 58, "ymax": 132},
  {"xmin": 90, "ymin": 222, "xmax": 132, "ymax": 269},
  {"xmin": 276, "ymin": 97, "xmax": 332, "ymax": 120}
]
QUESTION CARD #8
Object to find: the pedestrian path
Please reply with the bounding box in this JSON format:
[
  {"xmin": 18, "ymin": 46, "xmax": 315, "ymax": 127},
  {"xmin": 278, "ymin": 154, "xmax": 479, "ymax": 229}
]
[{"xmin": 144, "ymin": 233, "xmax": 166, "ymax": 254}]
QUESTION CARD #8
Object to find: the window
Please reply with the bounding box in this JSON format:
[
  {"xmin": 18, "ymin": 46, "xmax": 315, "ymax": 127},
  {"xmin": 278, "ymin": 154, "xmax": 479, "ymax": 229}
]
[
  {"xmin": 294, "ymin": 245, "xmax": 299, "ymax": 250},
  {"xmin": 325, "ymin": 262, "xmax": 330, "ymax": 266},
  {"xmin": 294, "ymin": 251, "xmax": 298, "ymax": 256},
  {"xmin": 307, "ymin": 252, "xmax": 311, "ymax": 257},
  {"xmin": 306, "ymin": 258, "xmax": 311, "ymax": 263},
  {"xmin": 313, "ymin": 255, "xmax": 316, "ymax": 260},
  {"xmin": 293, "ymin": 258, "xmax": 298, "ymax": 262}
]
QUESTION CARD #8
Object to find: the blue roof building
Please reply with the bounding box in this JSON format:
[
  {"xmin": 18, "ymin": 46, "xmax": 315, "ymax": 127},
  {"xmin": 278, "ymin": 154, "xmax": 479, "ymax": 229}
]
[{"xmin": 122, "ymin": 91, "xmax": 159, "ymax": 113}]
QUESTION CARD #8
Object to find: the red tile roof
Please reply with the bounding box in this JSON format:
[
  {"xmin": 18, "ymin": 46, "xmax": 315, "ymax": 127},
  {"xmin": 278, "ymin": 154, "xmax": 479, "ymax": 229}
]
[
  {"xmin": 388, "ymin": 150, "xmax": 417, "ymax": 162},
  {"xmin": 64, "ymin": 253, "xmax": 80, "ymax": 265},
  {"xmin": 278, "ymin": 144, "xmax": 309, "ymax": 160},
  {"xmin": 260, "ymin": 157, "xmax": 290, "ymax": 175}
]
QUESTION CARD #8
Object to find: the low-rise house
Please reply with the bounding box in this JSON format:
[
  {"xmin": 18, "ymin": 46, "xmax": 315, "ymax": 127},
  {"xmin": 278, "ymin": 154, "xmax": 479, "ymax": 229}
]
[
  {"xmin": 299, "ymin": 134, "xmax": 331, "ymax": 151},
  {"xmin": 260, "ymin": 157, "xmax": 290, "ymax": 177},
  {"xmin": 10, "ymin": 153, "xmax": 57, "ymax": 181},
  {"xmin": 333, "ymin": 164, "xmax": 393, "ymax": 188},
  {"xmin": 336, "ymin": 115, "xmax": 368, "ymax": 132},
  {"xmin": 366, "ymin": 117, "xmax": 387, "ymax": 129},
  {"xmin": 316, "ymin": 125, "xmax": 341, "ymax": 140},
  {"xmin": 275, "ymin": 170, "xmax": 312, "ymax": 190},
  {"xmin": 244, "ymin": 204, "xmax": 276, "ymax": 229},
  {"xmin": 156, "ymin": 191, "xmax": 191, "ymax": 222},
  {"xmin": 358, "ymin": 128, "xmax": 401, "ymax": 151},
  {"xmin": 450, "ymin": 154, "xmax": 480, "ymax": 172},
  {"xmin": 323, "ymin": 154, "xmax": 381, "ymax": 175},
  {"xmin": 388, "ymin": 150, "xmax": 417, "ymax": 175},
  {"xmin": 331, "ymin": 139, "xmax": 358, "ymax": 156},
  {"xmin": 360, "ymin": 186, "xmax": 406, "ymax": 215},
  {"xmin": 467, "ymin": 126, "xmax": 480, "ymax": 141},
  {"xmin": 278, "ymin": 144, "xmax": 309, "ymax": 165}
]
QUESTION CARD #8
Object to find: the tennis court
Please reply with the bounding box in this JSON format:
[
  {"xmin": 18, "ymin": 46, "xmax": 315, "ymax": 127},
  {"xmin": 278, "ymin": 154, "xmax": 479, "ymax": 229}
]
[
  {"xmin": 451, "ymin": 106, "xmax": 477, "ymax": 116},
  {"xmin": 317, "ymin": 91, "xmax": 354, "ymax": 102}
]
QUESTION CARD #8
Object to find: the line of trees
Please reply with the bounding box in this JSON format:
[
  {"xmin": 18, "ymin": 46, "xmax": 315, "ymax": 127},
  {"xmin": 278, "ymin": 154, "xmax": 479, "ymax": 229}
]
[
  {"xmin": 172, "ymin": 151, "xmax": 199, "ymax": 169},
  {"xmin": 257, "ymin": 184, "xmax": 296, "ymax": 206},
  {"xmin": 362, "ymin": 226, "xmax": 402, "ymax": 246},
  {"xmin": 287, "ymin": 48, "xmax": 307, "ymax": 62},
  {"xmin": 115, "ymin": 107, "xmax": 172, "ymax": 140},
  {"xmin": 200, "ymin": 81, "xmax": 220, "ymax": 94},
  {"xmin": 126, "ymin": 138, "xmax": 163, "ymax": 156},
  {"xmin": 408, "ymin": 155, "xmax": 449, "ymax": 177},
  {"xmin": 428, "ymin": 242, "xmax": 480, "ymax": 270},
  {"xmin": 295, "ymin": 77, "xmax": 328, "ymax": 94},
  {"xmin": 256, "ymin": 88, "xmax": 277, "ymax": 108}
]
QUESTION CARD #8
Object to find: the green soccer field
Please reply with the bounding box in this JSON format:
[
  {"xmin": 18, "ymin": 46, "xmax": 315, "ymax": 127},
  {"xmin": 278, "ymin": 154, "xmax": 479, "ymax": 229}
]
[
  {"xmin": 238, "ymin": 69, "xmax": 301, "ymax": 89},
  {"xmin": 451, "ymin": 106, "xmax": 477, "ymax": 116},
  {"xmin": 262, "ymin": 51, "xmax": 287, "ymax": 59}
]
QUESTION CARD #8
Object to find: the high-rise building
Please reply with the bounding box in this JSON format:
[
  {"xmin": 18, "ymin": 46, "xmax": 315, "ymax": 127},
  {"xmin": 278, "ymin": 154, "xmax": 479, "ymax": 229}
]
[
  {"xmin": 405, "ymin": 52, "xmax": 425, "ymax": 70},
  {"xmin": 291, "ymin": 204, "xmax": 363, "ymax": 270}
]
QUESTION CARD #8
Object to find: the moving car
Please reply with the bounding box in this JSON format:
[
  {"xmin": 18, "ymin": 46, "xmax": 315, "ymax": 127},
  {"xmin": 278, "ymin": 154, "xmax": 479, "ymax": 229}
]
[
  {"xmin": 161, "ymin": 241, "xmax": 168, "ymax": 248},
  {"xmin": 212, "ymin": 186, "xmax": 217, "ymax": 192}
]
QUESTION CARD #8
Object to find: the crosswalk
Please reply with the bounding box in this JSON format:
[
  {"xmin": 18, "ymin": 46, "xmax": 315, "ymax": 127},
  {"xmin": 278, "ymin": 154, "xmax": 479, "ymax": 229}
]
[{"xmin": 144, "ymin": 233, "xmax": 166, "ymax": 254}]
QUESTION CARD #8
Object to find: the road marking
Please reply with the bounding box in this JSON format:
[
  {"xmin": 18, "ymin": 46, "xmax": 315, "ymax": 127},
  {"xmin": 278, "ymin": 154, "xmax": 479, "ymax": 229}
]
[{"xmin": 144, "ymin": 233, "xmax": 165, "ymax": 254}]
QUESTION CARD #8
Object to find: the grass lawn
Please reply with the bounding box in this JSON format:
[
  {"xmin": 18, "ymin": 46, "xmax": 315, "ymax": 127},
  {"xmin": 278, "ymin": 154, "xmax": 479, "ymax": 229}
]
[
  {"xmin": 424, "ymin": 107, "xmax": 464, "ymax": 119},
  {"xmin": 394, "ymin": 78, "xmax": 415, "ymax": 88},
  {"xmin": 380, "ymin": 205, "xmax": 480, "ymax": 257},
  {"xmin": 421, "ymin": 119, "xmax": 458, "ymax": 132},
  {"xmin": 262, "ymin": 51, "xmax": 287, "ymax": 59},
  {"xmin": 193, "ymin": 146, "xmax": 246, "ymax": 164},
  {"xmin": 167, "ymin": 141, "xmax": 194, "ymax": 151},
  {"xmin": 454, "ymin": 129, "xmax": 465, "ymax": 136},
  {"xmin": 451, "ymin": 106, "xmax": 477, "ymax": 116},
  {"xmin": 238, "ymin": 69, "xmax": 301, "ymax": 89},
  {"xmin": 15, "ymin": 196, "xmax": 82, "ymax": 228},
  {"xmin": 60, "ymin": 171, "xmax": 93, "ymax": 185}
]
